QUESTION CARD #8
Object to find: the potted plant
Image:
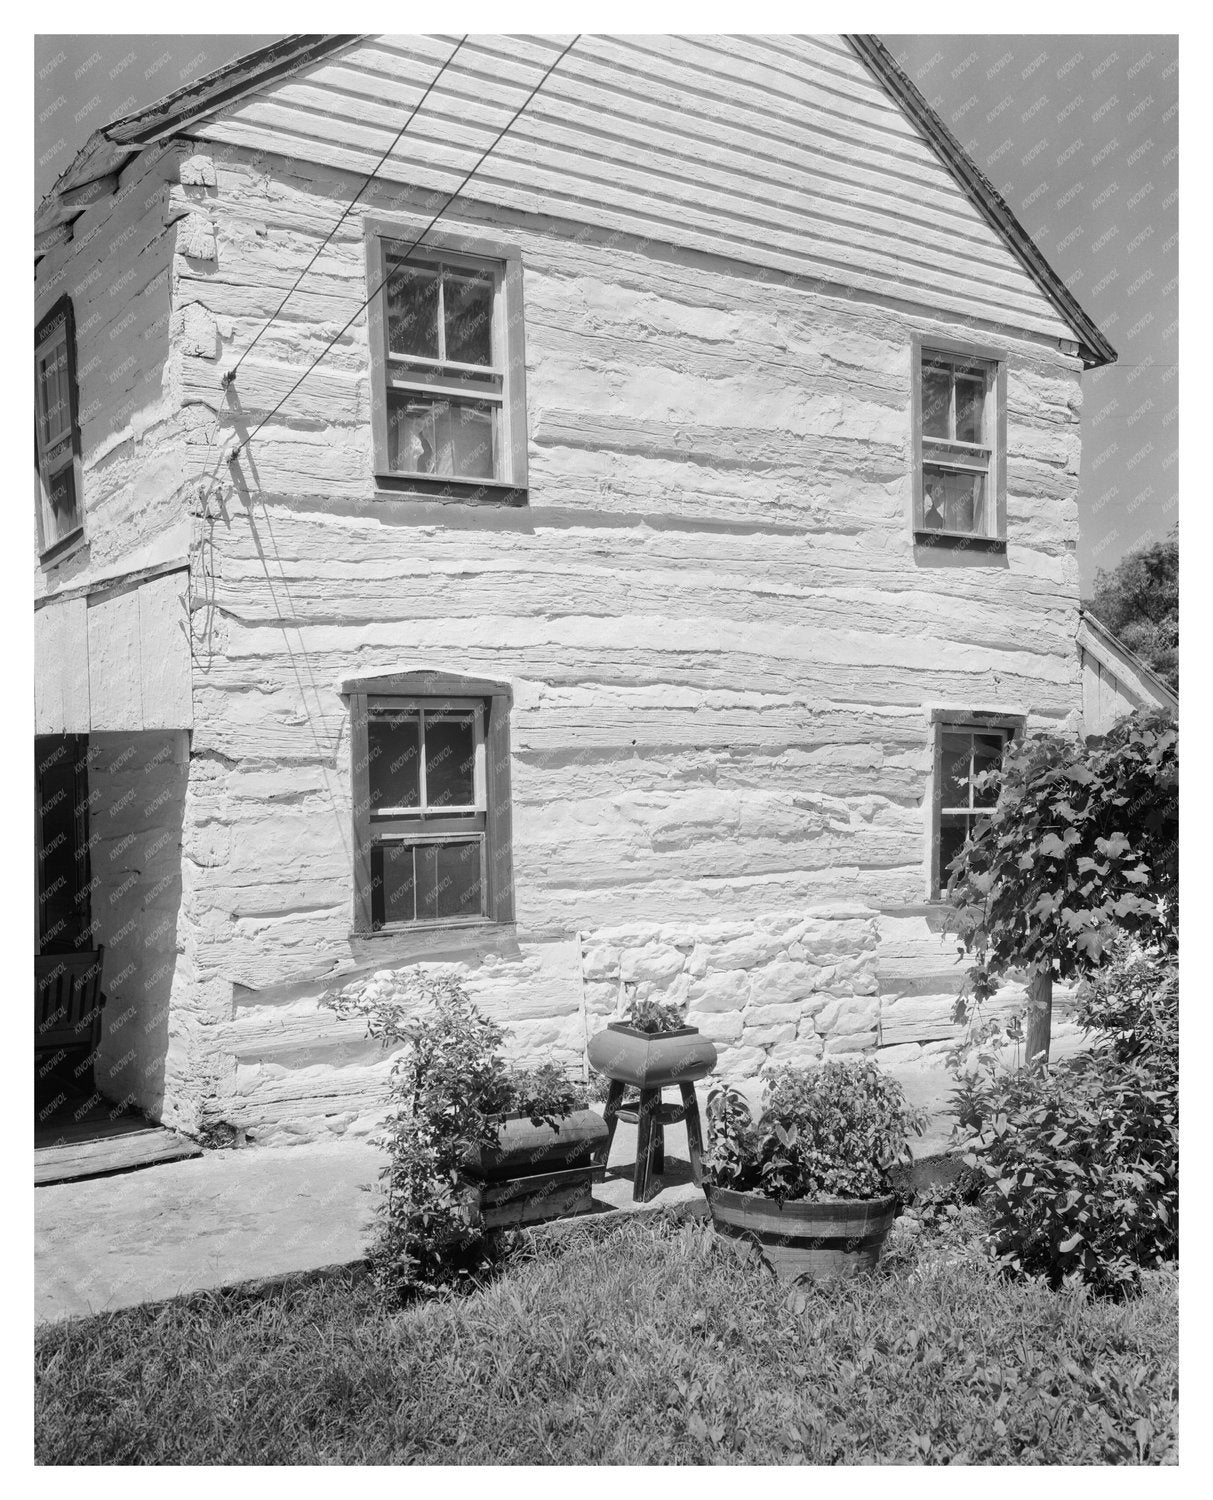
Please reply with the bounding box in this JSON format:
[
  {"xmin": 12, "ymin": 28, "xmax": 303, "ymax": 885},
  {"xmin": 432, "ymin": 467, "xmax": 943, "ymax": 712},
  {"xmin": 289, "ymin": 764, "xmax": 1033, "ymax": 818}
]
[
  {"xmin": 320, "ymin": 968, "xmax": 606, "ymax": 1297},
  {"xmin": 702, "ymin": 1058, "xmax": 927, "ymax": 1281},
  {"xmin": 587, "ymin": 991, "xmax": 718, "ymax": 1200},
  {"xmin": 586, "ymin": 993, "xmax": 717, "ymax": 1088}
]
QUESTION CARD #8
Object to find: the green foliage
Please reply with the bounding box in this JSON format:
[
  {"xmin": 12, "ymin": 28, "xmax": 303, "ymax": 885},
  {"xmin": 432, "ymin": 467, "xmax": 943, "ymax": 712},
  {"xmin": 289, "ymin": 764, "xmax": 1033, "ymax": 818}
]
[
  {"xmin": 320, "ymin": 969, "xmax": 585, "ymax": 1300},
  {"xmin": 35, "ymin": 1214, "xmax": 1178, "ymax": 1464},
  {"xmin": 705, "ymin": 1059, "xmax": 927, "ymax": 1202},
  {"xmin": 953, "ymin": 943, "xmax": 1178, "ymax": 1298},
  {"xmin": 623, "ymin": 992, "xmax": 687, "ymax": 1034},
  {"xmin": 947, "ymin": 708, "xmax": 1177, "ymax": 1005},
  {"xmin": 1083, "ymin": 528, "xmax": 1178, "ymax": 692}
]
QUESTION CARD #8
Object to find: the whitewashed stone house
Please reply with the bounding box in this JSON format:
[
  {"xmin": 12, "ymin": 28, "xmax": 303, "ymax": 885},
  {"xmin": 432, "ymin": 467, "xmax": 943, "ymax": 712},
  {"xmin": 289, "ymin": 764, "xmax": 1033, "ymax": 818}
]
[{"xmin": 35, "ymin": 34, "xmax": 1118, "ymax": 1145}]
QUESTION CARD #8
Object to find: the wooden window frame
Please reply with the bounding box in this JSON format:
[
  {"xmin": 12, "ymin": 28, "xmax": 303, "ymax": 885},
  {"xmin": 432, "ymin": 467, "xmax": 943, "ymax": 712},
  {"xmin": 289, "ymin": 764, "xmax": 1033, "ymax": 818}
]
[
  {"xmin": 34, "ymin": 296, "xmax": 86, "ymax": 563},
  {"xmin": 364, "ymin": 219, "xmax": 528, "ymax": 503},
  {"xmin": 911, "ymin": 332, "xmax": 1007, "ymax": 551},
  {"xmin": 345, "ymin": 671, "xmax": 515, "ymax": 935},
  {"xmin": 928, "ymin": 708, "xmax": 1025, "ymax": 900}
]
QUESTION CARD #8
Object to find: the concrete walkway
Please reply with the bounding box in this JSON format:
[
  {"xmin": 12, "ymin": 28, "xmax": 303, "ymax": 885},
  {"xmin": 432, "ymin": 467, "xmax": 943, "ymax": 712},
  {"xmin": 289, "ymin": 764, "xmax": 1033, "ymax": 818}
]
[{"xmin": 35, "ymin": 1036, "xmax": 1088, "ymax": 1324}]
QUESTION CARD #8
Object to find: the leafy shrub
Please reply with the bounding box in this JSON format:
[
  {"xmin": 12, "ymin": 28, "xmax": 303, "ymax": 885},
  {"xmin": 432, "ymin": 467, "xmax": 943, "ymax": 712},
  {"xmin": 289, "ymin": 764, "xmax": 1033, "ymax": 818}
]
[
  {"xmin": 623, "ymin": 993, "xmax": 687, "ymax": 1034},
  {"xmin": 954, "ymin": 942, "xmax": 1177, "ymax": 1298},
  {"xmin": 321, "ymin": 968, "xmax": 586, "ymax": 1299},
  {"xmin": 704, "ymin": 1059, "xmax": 927, "ymax": 1202}
]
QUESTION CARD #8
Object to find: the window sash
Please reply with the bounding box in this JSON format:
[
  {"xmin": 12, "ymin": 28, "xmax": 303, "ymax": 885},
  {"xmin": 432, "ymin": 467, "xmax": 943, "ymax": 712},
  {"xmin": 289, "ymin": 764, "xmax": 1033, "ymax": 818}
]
[
  {"xmin": 931, "ymin": 719, "xmax": 1013, "ymax": 897},
  {"xmin": 34, "ymin": 298, "xmax": 83, "ymax": 558},
  {"xmin": 367, "ymin": 703, "xmax": 485, "ymax": 817},
  {"xmin": 913, "ymin": 338, "xmax": 1004, "ymax": 542},
  {"xmin": 351, "ymin": 682, "xmax": 513, "ymax": 935}
]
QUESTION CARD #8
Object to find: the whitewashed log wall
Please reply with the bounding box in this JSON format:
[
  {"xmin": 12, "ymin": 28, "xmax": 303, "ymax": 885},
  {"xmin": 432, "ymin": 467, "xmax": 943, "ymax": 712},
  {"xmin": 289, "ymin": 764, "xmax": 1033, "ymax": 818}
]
[{"xmin": 34, "ymin": 35, "xmax": 1091, "ymax": 1142}]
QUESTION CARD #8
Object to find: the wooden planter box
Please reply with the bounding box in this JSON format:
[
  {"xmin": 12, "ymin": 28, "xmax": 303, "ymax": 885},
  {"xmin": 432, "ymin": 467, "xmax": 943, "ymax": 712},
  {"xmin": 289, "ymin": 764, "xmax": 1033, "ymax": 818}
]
[
  {"xmin": 586, "ymin": 1022, "xmax": 718, "ymax": 1089},
  {"xmin": 705, "ymin": 1186, "xmax": 898, "ymax": 1281},
  {"xmin": 460, "ymin": 1108, "xmax": 609, "ymax": 1229}
]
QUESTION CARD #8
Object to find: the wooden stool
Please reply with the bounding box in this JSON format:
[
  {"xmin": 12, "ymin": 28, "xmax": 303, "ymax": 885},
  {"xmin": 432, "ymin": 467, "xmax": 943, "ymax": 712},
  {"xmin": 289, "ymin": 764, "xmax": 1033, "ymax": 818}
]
[{"xmin": 601, "ymin": 1080, "xmax": 706, "ymax": 1203}]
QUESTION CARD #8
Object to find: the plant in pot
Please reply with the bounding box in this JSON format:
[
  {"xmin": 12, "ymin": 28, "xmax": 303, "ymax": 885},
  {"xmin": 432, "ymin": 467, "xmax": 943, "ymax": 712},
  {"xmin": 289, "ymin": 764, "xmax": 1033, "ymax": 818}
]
[
  {"xmin": 587, "ymin": 988, "xmax": 718, "ymax": 1200},
  {"xmin": 321, "ymin": 967, "xmax": 605, "ymax": 1299},
  {"xmin": 702, "ymin": 1058, "xmax": 928, "ymax": 1281}
]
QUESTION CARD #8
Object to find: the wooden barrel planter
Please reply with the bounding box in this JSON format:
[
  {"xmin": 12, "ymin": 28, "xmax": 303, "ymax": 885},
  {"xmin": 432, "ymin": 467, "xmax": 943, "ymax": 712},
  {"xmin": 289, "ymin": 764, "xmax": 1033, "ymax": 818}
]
[
  {"xmin": 705, "ymin": 1186, "xmax": 898, "ymax": 1281},
  {"xmin": 460, "ymin": 1109, "xmax": 609, "ymax": 1230}
]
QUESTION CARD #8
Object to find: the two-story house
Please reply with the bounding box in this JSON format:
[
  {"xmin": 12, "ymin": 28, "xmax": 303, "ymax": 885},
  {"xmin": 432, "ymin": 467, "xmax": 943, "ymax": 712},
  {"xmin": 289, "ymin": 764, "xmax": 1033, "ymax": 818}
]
[{"xmin": 35, "ymin": 33, "xmax": 1117, "ymax": 1145}]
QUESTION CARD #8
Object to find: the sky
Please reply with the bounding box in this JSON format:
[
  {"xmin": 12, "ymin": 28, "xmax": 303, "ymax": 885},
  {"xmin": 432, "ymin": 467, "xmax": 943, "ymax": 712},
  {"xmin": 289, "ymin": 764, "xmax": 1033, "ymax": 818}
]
[{"xmin": 34, "ymin": 31, "xmax": 1177, "ymax": 593}]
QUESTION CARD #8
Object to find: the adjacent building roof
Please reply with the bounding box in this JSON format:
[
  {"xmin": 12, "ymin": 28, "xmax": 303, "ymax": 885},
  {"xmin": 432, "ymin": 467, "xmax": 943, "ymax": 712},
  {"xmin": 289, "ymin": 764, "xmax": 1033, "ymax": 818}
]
[
  {"xmin": 35, "ymin": 31, "xmax": 1115, "ymax": 366},
  {"xmin": 1076, "ymin": 609, "xmax": 1179, "ymax": 715}
]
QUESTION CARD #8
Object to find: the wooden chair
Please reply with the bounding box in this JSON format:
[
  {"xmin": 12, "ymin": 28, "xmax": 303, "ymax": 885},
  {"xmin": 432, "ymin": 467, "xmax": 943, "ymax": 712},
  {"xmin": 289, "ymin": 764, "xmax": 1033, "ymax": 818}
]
[{"xmin": 35, "ymin": 946, "xmax": 105, "ymax": 1061}]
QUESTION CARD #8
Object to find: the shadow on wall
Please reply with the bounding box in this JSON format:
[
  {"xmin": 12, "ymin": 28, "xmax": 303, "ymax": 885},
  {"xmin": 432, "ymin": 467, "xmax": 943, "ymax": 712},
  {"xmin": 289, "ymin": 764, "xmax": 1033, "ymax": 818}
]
[{"xmin": 88, "ymin": 730, "xmax": 188, "ymax": 1122}]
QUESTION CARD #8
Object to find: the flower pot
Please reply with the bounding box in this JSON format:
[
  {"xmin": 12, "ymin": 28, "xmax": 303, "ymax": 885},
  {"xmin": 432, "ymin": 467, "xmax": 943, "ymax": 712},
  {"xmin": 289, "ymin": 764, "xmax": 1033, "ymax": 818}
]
[
  {"xmin": 705, "ymin": 1185, "xmax": 898, "ymax": 1281},
  {"xmin": 587, "ymin": 1022, "xmax": 717, "ymax": 1089},
  {"xmin": 460, "ymin": 1108, "xmax": 609, "ymax": 1229}
]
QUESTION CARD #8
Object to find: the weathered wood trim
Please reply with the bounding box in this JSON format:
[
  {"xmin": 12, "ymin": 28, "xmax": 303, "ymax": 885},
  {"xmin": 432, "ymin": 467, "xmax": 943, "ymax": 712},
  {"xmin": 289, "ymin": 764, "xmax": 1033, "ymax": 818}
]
[
  {"xmin": 1076, "ymin": 611, "xmax": 1178, "ymax": 714},
  {"xmin": 349, "ymin": 690, "xmax": 373, "ymax": 934},
  {"xmin": 34, "ymin": 557, "xmax": 190, "ymax": 611},
  {"xmin": 340, "ymin": 670, "xmax": 513, "ymax": 703},
  {"xmin": 34, "ymin": 295, "xmax": 85, "ymax": 564},
  {"xmin": 362, "ymin": 215, "xmax": 528, "ymax": 495},
  {"xmin": 913, "ymin": 532, "xmax": 1007, "ymax": 554},
  {"xmin": 485, "ymin": 692, "xmax": 515, "ymax": 924},
  {"xmin": 844, "ymin": 33, "xmax": 1116, "ymax": 369}
]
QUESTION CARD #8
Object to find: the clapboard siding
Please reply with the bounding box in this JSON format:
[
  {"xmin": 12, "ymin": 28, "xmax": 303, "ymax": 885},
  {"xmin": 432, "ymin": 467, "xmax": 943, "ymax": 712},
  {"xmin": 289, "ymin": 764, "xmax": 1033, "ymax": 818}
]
[{"xmin": 191, "ymin": 33, "xmax": 1072, "ymax": 344}]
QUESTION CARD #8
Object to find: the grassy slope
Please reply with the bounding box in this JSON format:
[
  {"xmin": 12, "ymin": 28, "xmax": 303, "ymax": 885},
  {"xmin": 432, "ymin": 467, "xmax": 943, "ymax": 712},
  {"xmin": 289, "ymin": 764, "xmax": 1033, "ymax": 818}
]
[{"xmin": 35, "ymin": 1212, "xmax": 1177, "ymax": 1465}]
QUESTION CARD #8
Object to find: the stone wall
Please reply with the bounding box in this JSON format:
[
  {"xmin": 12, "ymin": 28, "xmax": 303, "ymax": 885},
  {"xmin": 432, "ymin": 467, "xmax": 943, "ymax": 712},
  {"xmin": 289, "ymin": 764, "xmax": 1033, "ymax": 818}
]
[{"xmin": 579, "ymin": 908, "xmax": 880, "ymax": 1078}]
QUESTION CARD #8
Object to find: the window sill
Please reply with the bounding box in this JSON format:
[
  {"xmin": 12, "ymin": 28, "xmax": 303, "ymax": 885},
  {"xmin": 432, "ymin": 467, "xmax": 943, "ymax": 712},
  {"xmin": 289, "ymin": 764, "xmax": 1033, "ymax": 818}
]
[
  {"xmin": 374, "ymin": 474, "xmax": 527, "ymax": 506},
  {"xmin": 38, "ymin": 527, "xmax": 86, "ymax": 570},
  {"xmin": 348, "ymin": 918, "xmax": 518, "ymax": 959},
  {"xmin": 914, "ymin": 530, "xmax": 1006, "ymax": 553}
]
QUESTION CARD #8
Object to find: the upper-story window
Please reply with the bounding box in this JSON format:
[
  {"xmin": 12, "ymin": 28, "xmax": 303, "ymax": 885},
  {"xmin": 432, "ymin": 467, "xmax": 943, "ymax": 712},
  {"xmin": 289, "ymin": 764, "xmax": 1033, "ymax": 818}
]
[
  {"xmin": 912, "ymin": 335, "xmax": 1006, "ymax": 547},
  {"xmin": 365, "ymin": 221, "xmax": 528, "ymax": 498},
  {"xmin": 34, "ymin": 297, "xmax": 84, "ymax": 559}
]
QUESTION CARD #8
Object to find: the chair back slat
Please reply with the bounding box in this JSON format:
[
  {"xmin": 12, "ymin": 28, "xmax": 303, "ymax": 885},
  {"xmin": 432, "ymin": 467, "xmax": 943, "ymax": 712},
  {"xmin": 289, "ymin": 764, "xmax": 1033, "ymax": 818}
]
[{"xmin": 35, "ymin": 946, "xmax": 105, "ymax": 1050}]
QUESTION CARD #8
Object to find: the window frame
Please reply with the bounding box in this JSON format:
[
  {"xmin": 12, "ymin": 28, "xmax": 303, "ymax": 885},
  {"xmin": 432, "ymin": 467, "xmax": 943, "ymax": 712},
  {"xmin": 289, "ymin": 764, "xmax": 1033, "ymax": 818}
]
[
  {"xmin": 346, "ymin": 671, "xmax": 515, "ymax": 936},
  {"xmin": 364, "ymin": 219, "xmax": 528, "ymax": 501},
  {"xmin": 34, "ymin": 295, "xmax": 85, "ymax": 563},
  {"xmin": 928, "ymin": 708, "xmax": 1025, "ymax": 900},
  {"xmin": 911, "ymin": 332, "xmax": 1007, "ymax": 550}
]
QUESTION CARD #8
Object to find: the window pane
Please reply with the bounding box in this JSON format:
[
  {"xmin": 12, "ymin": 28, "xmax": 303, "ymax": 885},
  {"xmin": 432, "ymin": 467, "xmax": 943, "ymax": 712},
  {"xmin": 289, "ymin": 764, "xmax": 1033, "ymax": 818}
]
[
  {"xmin": 425, "ymin": 712, "xmax": 476, "ymax": 808},
  {"xmin": 387, "ymin": 394, "xmax": 495, "ymax": 479},
  {"xmin": 939, "ymin": 814, "xmax": 972, "ymax": 882},
  {"xmin": 386, "ymin": 261, "xmax": 439, "ymax": 359},
  {"xmin": 955, "ymin": 373, "xmax": 986, "ymax": 444},
  {"xmin": 372, "ymin": 843, "xmax": 417, "ymax": 927},
  {"xmin": 971, "ymin": 733, "xmax": 1006, "ymax": 807},
  {"xmin": 417, "ymin": 840, "xmax": 483, "ymax": 921},
  {"xmin": 921, "ymin": 363, "xmax": 951, "ymax": 439},
  {"xmin": 369, "ymin": 712, "xmax": 420, "ymax": 811},
  {"xmin": 923, "ymin": 465, "xmax": 987, "ymax": 535},
  {"xmin": 38, "ymin": 338, "xmax": 71, "ymax": 448},
  {"xmin": 443, "ymin": 270, "xmax": 494, "ymax": 366},
  {"xmin": 940, "ymin": 731, "xmax": 973, "ymax": 809}
]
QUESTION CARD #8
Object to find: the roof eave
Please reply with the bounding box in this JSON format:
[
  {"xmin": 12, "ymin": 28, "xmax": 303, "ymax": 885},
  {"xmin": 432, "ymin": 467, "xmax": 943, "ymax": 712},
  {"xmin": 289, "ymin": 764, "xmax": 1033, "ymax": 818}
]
[
  {"xmin": 35, "ymin": 33, "xmax": 366, "ymax": 255},
  {"xmin": 845, "ymin": 34, "xmax": 1118, "ymax": 370}
]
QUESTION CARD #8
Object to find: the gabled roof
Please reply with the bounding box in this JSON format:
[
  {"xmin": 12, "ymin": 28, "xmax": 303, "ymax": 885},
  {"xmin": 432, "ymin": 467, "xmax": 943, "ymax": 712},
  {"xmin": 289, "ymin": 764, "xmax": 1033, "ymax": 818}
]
[
  {"xmin": 34, "ymin": 31, "xmax": 1115, "ymax": 367},
  {"xmin": 844, "ymin": 37, "xmax": 1115, "ymax": 369},
  {"xmin": 35, "ymin": 35, "xmax": 364, "ymax": 246},
  {"xmin": 1076, "ymin": 609, "xmax": 1178, "ymax": 713}
]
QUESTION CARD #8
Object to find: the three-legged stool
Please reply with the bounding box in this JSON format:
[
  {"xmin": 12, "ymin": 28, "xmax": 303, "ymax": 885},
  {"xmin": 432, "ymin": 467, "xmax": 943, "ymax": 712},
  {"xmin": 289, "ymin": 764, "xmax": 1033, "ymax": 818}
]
[{"xmin": 601, "ymin": 1080, "xmax": 706, "ymax": 1203}]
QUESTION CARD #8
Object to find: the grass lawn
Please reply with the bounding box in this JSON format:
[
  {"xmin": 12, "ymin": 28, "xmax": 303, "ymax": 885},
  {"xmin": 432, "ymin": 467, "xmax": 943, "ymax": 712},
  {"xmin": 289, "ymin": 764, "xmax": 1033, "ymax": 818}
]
[{"xmin": 35, "ymin": 1209, "xmax": 1177, "ymax": 1465}]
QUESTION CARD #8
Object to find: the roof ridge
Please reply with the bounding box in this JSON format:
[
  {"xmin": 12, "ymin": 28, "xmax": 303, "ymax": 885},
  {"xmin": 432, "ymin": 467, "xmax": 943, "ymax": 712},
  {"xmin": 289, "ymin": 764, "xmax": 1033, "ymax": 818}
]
[{"xmin": 844, "ymin": 35, "xmax": 1116, "ymax": 369}]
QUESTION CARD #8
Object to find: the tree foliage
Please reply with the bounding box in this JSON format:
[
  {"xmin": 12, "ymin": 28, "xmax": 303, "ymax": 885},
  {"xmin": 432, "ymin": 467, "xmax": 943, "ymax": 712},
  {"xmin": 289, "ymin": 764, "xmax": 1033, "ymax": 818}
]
[
  {"xmin": 1083, "ymin": 528, "xmax": 1178, "ymax": 692},
  {"xmin": 953, "ymin": 940, "xmax": 1177, "ymax": 1298},
  {"xmin": 947, "ymin": 708, "xmax": 1177, "ymax": 1007}
]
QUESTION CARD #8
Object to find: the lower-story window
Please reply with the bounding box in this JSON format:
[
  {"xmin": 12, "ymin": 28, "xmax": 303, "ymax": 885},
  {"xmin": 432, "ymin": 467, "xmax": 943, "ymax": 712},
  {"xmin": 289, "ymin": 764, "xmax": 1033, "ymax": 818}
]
[
  {"xmin": 346, "ymin": 673, "xmax": 514, "ymax": 933},
  {"xmin": 930, "ymin": 710, "xmax": 1024, "ymax": 898}
]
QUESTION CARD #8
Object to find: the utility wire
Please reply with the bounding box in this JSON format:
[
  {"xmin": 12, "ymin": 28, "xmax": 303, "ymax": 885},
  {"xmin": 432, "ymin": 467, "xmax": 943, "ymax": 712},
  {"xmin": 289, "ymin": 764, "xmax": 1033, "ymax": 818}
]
[
  {"xmin": 225, "ymin": 34, "xmax": 468, "ymax": 384},
  {"xmin": 229, "ymin": 33, "xmax": 580, "ymax": 465}
]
